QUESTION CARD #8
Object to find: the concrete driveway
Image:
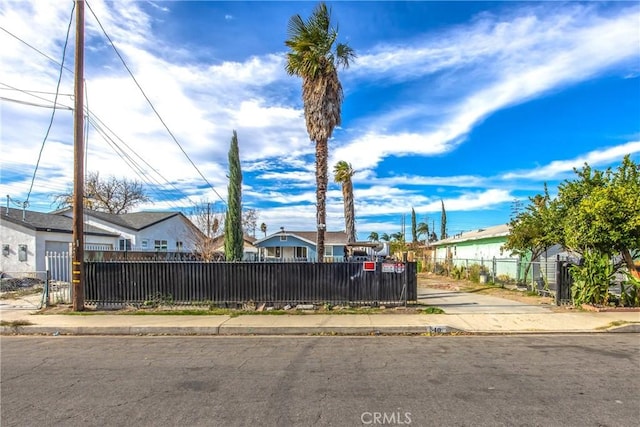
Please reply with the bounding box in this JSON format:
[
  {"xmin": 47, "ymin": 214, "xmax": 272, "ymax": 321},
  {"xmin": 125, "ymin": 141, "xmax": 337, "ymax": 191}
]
[{"xmin": 418, "ymin": 288, "xmax": 553, "ymax": 314}]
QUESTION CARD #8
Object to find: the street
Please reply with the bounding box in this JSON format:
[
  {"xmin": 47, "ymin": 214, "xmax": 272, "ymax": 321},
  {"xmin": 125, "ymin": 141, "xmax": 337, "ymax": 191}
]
[{"xmin": 1, "ymin": 335, "xmax": 638, "ymax": 426}]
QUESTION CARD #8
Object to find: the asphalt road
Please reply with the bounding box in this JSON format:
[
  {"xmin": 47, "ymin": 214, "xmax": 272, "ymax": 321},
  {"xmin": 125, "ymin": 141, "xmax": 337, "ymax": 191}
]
[{"xmin": 1, "ymin": 335, "xmax": 638, "ymax": 426}]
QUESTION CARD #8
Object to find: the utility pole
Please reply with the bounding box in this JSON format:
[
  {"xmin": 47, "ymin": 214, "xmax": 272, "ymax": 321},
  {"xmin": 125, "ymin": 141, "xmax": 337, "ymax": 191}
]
[{"xmin": 72, "ymin": 0, "xmax": 85, "ymax": 311}]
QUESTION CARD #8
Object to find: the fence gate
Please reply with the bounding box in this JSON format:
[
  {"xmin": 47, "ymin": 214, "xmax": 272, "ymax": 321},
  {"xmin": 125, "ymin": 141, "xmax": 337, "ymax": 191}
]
[
  {"xmin": 555, "ymin": 260, "xmax": 573, "ymax": 305},
  {"xmin": 45, "ymin": 251, "xmax": 72, "ymax": 304}
]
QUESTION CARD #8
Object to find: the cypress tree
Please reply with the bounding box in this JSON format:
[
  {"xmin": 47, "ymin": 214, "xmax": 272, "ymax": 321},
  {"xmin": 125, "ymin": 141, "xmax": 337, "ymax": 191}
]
[
  {"xmin": 224, "ymin": 130, "xmax": 244, "ymax": 261},
  {"xmin": 440, "ymin": 200, "xmax": 447, "ymax": 240},
  {"xmin": 411, "ymin": 207, "xmax": 418, "ymax": 243}
]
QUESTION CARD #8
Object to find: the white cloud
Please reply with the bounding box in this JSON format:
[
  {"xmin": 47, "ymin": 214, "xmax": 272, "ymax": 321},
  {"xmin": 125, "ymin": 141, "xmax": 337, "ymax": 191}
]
[
  {"xmin": 502, "ymin": 141, "xmax": 640, "ymax": 180},
  {"xmin": 337, "ymin": 3, "xmax": 640, "ymax": 170}
]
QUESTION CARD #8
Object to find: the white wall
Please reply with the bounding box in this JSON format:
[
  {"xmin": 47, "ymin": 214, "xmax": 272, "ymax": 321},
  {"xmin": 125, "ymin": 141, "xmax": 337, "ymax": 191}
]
[
  {"xmin": 1, "ymin": 220, "xmax": 37, "ymax": 274},
  {"xmin": 82, "ymin": 215, "xmax": 198, "ymax": 251},
  {"xmin": 434, "ymin": 240, "xmax": 512, "ymax": 261}
]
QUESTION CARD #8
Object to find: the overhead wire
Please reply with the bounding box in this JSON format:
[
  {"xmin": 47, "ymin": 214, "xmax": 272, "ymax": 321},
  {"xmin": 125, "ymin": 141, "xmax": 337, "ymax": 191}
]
[
  {"xmin": 85, "ymin": 0, "xmax": 227, "ymax": 207},
  {"xmin": 1, "ymin": 83, "xmax": 198, "ymax": 209},
  {"xmin": 4, "ymin": 2, "xmax": 226, "ymax": 211},
  {"xmin": 86, "ymin": 115, "xmax": 197, "ymax": 210},
  {"xmin": 0, "ymin": 26, "xmax": 74, "ymax": 74},
  {"xmin": 24, "ymin": 1, "xmax": 76, "ymax": 208}
]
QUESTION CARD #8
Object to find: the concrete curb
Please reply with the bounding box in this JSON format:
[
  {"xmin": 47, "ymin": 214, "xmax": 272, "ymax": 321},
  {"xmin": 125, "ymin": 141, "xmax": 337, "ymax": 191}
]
[
  {"xmin": 606, "ymin": 323, "xmax": 640, "ymax": 333},
  {"xmin": 3, "ymin": 324, "xmax": 638, "ymax": 336}
]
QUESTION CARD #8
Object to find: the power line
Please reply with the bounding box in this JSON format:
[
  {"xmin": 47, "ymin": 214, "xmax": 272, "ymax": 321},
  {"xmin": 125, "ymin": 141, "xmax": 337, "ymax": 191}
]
[
  {"xmin": 1, "ymin": 83, "xmax": 200, "ymax": 210},
  {"xmin": 85, "ymin": 0, "xmax": 226, "ymax": 207},
  {"xmin": 86, "ymin": 115, "xmax": 199, "ymax": 210},
  {"xmin": 0, "ymin": 26, "xmax": 74, "ymax": 74},
  {"xmin": 0, "ymin": 96, "xmax": 73, "ymax": 110},
  {"xmin": 25, "ymin": 2, "xmax": 76, "ymax": 207}
]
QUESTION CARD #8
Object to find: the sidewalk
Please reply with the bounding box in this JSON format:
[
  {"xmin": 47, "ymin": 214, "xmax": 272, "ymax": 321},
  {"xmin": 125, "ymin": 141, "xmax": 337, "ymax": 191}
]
[{"xmin": 2, "ymin": 290, "xmax": 639, "ymax": 335}]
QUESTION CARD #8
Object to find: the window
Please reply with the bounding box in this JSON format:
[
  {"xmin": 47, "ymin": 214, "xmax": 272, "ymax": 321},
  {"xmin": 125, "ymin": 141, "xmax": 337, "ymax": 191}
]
[
  {"xmin": 141, "ymin": 239, "xmax": 149, "ymax": 250},
  {"xmin": 176, "ymin": 241, "xmax": 183, "ymax": 251},
  {"xmin": 280, "ymin": 235, "xmax": 287, "ymax": 241},
  {"xmin": 18, "ymin": 244, "xmax": 27, "ymax": 262},
  {"xmin": 325, "ymin": 246, "xmax": 333, "ymax": 257},
  {"xmin": 295, "ymin": 247, "xmax": 307, "ymax": 258},
  {"xmin": 2, "ymin": 244, "xmax": 9, "ymax": 256},
  {"xmin": 119, "ymin": 239, "xmax": 132, "ymax": 251},
  {"xmin": 154, "ymin": 240, "xmax": 168, "ymax": 251}
]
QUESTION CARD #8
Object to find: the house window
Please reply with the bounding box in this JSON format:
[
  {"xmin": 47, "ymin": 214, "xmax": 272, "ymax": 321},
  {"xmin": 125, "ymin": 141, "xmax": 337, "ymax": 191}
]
[
  {"xmin": 266, "ymin": 247, "xmax": 282, "ymax": 258},
  {"xmin": 141, "ymin": 239, "xmax": 149, "ymax": 250},
  {"xmin": 176, "ymin": 241, "xmax": 183, "ymax": 251},
  {"xmin": 295, "ymin": 247, "xmax": 307, "ymax": 258},
  {"xmin": 280, "ymin": 235, "xmax": 287, "ymax": 241},
  {"xmin": 154, "ymin": 240, "xmax": 168, "ymax": 251},
  {"xmin": 18, "ymin": 244, "xmax": 27, "ymax": 262},
  {"xmin": 325, "ymin": 246, "xmax": 333, "ymax": 257},
  {"xmin": 2, "ymin": 244, "xmax": 9, "ymax": 257},
  {"xmin": 119, "ymin": 239, "xmax": 132, "ymax": 251}
]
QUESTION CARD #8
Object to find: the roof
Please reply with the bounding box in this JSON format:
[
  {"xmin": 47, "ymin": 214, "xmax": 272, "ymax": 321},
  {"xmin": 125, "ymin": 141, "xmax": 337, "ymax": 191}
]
[
  {"xmin": 1, "ymin": 207, "xmax": 118, "ymax": 236},
  {"xmin": 430, "ymin": 224, "xmax": 510, "ymax": 247},
  {"xmin": 254, "ymin": 230, "xmax": 348, "ymax": 246},
  {"xmin": 82, "ymin": 210, "xmax": 183, "ymax": 231},
  {"xmin": 210, "ymin": 233, "xmax": 257, "ymax": 246}
]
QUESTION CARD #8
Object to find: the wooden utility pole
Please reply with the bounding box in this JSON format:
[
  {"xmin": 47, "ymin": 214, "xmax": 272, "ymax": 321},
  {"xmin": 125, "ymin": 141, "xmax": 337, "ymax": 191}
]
[{"xmin": 72, "ymin": 0, "xmax": 85, "ymax": 311}]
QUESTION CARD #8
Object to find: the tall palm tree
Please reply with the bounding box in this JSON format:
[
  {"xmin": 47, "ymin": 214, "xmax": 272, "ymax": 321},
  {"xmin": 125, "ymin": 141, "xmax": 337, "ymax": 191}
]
[
  {"xmin": 367, "ymin": 232, "xmax": 379, "ymax": 242},
  {"xmin": 260, "ymin": 222, "xmax": 267, "ymax": 237},
  {"xmin": 416, "ymin": 222, "xmax": 429, "ymax": 242},
  {"xmin": 333, "ymin": 160, "xmax": 356, "ymax": 243},
  {"xmin": 285, "ymin": 2, "xmax": 355, "ymax": 262},
  {"xmin": 380, "ymin": 233, "xmax": 391, "ymax": 242}
]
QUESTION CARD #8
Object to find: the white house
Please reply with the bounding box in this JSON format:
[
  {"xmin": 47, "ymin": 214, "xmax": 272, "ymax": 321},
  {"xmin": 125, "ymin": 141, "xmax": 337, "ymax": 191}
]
[
  {"xmin": 55, "ymin": 208, "xmax": 204, "ymax": 252},
  {"xmin": 1, "ymin": 207, "xmax": 205, "ymax": 276},
  {"xmin": 1, "ymin": 207, "xmax": 118, "ymax": 275}
]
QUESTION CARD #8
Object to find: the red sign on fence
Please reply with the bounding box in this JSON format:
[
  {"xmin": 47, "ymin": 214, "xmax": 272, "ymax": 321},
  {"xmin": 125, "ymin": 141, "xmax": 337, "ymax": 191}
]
[{"xmin": 363, "ymin": 261, "xmax": 376, "ymax": 271}]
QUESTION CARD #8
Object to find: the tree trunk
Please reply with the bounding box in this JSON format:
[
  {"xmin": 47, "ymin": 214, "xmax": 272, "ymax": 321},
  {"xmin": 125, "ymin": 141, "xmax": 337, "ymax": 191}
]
[
  {"xmin": 621, "ymin": 248, "xmax": 639, "ymax": 279},
  {"xmin": 316, "ymin": 139, "xmax": 328, "ymax": 262},
  {"xmin": 344, "ymin": 182, "xmax": 356, "ymax": 243}
]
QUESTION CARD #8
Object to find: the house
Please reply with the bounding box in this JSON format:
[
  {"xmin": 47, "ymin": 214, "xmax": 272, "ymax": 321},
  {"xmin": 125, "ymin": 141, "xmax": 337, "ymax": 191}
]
[
  {"xmin": 429, "ymin": 224, "xmax": 519, "ymax": 277},
  {"xmin": 54, "ymin": 208, "xmax": 204, "ymax": 252},
  {"xmin": 1, "ymin": 207, "xmax": 205, "ymax": 276},
  {"xmin": 209, "ymin": 233, "xmax": 259, "ymax": 261},
  {"xmin": 431, "ymin": 224, "xmax": 511, "ymax": 261},
  {"xmin": 1, "ymin": 207, "xmax": 118, "ymax": 275},
  {"xmin": 253, "ymin": 229, "xmax": 348, "ymax": 262}
]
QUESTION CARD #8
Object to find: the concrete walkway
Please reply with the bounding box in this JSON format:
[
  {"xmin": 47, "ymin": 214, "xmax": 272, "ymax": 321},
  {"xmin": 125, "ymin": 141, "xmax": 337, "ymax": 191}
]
[
  {"xmin": 1, "ymin": 290, "xmax": 639, "ymax": 336},
  {"xmin": 417, "ymin": 288, "xmax": 552, "ymax": 314}
]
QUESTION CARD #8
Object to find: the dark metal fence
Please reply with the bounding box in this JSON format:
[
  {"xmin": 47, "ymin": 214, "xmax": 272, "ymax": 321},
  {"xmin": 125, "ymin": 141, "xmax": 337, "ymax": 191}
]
[
  {"xmin": 555, "ymin": 259, "xmax": 573, "ymax": 305},
  {"xmin": 84, "ymin": 261, "xmax": 417, "ymax": 307}
]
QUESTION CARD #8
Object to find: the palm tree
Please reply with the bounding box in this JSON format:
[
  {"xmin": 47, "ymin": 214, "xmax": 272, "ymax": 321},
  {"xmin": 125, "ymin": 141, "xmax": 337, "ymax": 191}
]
[
  {"xmin": 391, "ymin": 232, "xmax": 404, "ymax": 242},
  {"xmin": 367, "ymin": 232, "xmax": 379, "ymax": 242},
  {"xmin": 416, "ymin": 222, "xmax": 429, "ymax": 242},
  {"xmin": 333, "ymin": 161, "xmax": 356, "ymax": 243},
  {"xmin": 285, "ymin": 2, "xmax": 355, "ymax": 262},
  {"xmin": 260, "ymin": 222, "xmax": 267, "ymax": 237},
  {"xmin": 380, "ymin": 233, "xmax": 391, "ymax": 242}
]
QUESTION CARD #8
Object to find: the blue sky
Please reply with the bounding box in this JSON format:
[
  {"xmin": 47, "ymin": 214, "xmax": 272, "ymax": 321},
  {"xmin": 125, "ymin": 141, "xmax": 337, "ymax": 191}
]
[{"xmin": 1, "ymin": 1, "xmax": 639, "ymax": 240}]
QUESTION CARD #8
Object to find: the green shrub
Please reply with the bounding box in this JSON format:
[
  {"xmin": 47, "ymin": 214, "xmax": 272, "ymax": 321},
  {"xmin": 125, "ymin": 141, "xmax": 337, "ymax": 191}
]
[
  {"xmin": 468, "ymin": 263, "xmax": 489, "ymax": 283},
  {"xmin": 570, "ymin": 250, "xmax": 615, "ymax": 306},
  {"xmin": 620, "ymin": 272, "xmax": 640, "ymax": 307}
]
